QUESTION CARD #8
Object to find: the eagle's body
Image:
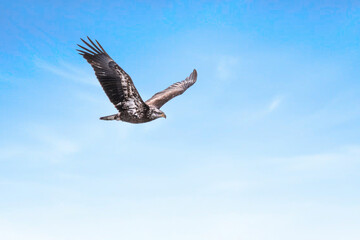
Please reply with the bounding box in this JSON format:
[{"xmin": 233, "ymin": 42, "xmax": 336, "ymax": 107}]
[{"xmin": 77, "ymin": 37, "xmax": 197, "ymax": 124}]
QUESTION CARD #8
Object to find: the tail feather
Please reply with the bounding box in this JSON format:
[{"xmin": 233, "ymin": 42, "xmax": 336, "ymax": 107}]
[{"xmin": 100, "ymin": 114, "xmax": 119, "ymax": 121}]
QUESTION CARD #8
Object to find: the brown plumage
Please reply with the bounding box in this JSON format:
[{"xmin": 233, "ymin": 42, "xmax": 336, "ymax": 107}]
[{"xmin": 77, "ymin": 37, "xmax": 197, "ymax": 124}]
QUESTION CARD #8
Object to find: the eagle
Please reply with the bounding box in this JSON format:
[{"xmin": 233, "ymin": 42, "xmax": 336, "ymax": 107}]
[{"xmin": 77, "ymin": 37, "xmax": 197, "ymax": 124}]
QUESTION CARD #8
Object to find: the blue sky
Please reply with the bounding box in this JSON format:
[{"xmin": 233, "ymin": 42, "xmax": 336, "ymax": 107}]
[{"xmin": 1, "ymin": 1, "xmax": 360, "ymax": 239}]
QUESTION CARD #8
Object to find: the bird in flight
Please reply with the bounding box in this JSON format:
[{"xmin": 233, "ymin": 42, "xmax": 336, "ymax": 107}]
[{"xmin": 77, "ymin": 37, "xmax": 197, "ymax": 124}]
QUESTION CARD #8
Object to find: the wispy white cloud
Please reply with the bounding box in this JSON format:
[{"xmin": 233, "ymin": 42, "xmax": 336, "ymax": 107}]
[
  {"xmin": 267, "ymin": 95, "xmax": 283, "ymax": 113},
  {"xmin": 0, "ymin": 125, "xmax": 79, "ymax": 163},
  {"xmin": 238, "ymin": 95, "xmax": 284, "ymax": 123},
  {"xmin": 35, "ymin": 59, "xmax": 97, "ymax": 86}
]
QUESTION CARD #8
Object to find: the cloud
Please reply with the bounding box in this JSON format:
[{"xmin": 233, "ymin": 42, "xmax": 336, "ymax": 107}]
[
  {"xmin": 238, "ymin": 95, "xmax": 284, "ymax": 123},
  {"xmin": 35, "ymin": 59, "xmax": 97, "ymax": 86},
  {"xmin": 1, "ymin": 143, "xmax": 359, "ymax": 240},
  {"xmin": 0, "ymin": 125, "xmax": 79, "ymax": 163},
  {"xmin": 267, "ymin": 95, "xmax": 283, "ymax": 113},
  {"xmin": 0, "ymin": 197, "xmax": 359, "ymax": 240}
]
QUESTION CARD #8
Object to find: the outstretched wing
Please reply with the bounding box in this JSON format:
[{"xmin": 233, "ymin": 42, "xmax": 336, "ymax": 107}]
[
  {"xmin": 145, "ymin": 69, "xmax": 197, "ymax": 109},
  {"xmin": 77, "ymin": 37, "xmax": 146, "ymax": 112}
]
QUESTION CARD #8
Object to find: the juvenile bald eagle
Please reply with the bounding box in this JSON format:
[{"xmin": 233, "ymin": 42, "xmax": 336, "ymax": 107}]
[{"xmin": 77, "ymin": 37, "xmax": 197, "ymax": 124}]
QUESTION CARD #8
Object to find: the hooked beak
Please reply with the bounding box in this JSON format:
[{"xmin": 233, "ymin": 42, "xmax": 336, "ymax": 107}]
[{"xmin": 161, "ymin": 113, "xmax": 167, "ymax": 119}]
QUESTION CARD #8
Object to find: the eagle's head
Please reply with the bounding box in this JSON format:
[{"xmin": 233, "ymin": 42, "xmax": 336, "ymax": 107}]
[{"xmin": 148, "ymin": 107, "xmax": 166, "ymax": 120}]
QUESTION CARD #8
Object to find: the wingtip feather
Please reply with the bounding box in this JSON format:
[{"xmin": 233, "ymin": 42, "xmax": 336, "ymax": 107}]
[
  {"xmin": 80, "ymin": 37, "xmax": 102, "ymax": 54},
  {"xmin": 190, "ymin": 69, "xmax": 197, "ymax": 82},
  {"xmin": 87, "ymin": 36, "xmax": 103, "ymax": 53}
]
